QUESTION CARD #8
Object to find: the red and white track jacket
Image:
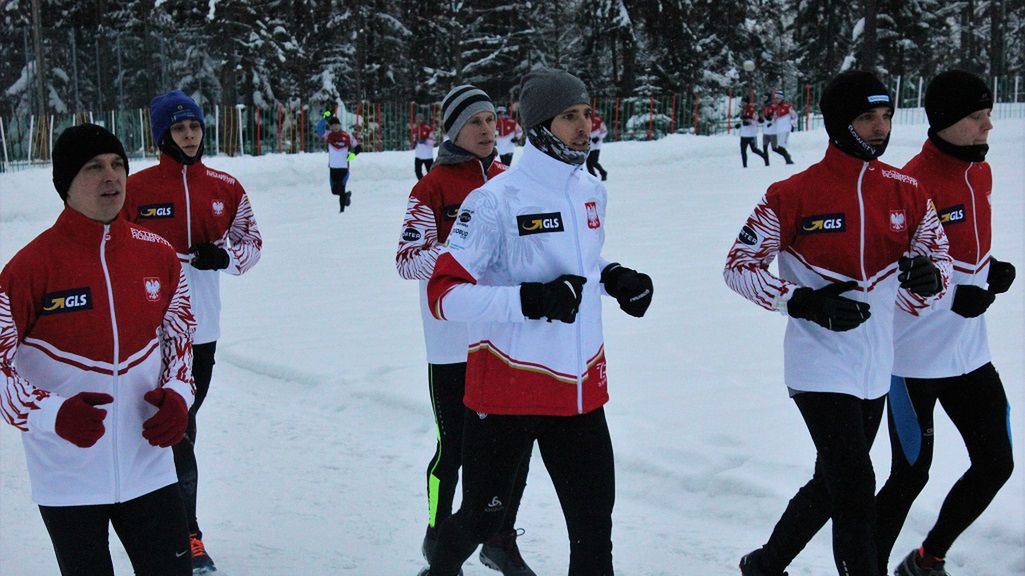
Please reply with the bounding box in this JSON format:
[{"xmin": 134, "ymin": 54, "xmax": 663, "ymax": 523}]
[
  {"xmin": 590, "ymin": 115, "xmax": 609, "ymax": 150},
  {"xmin": 123, "ymin": 155, "xmax": 262, "ymax": 344},
  {"xmin": 427, "ymin": 142, "xmax": 612, "ymax": 416},
  {"xmin": 327, "ymin": 130, "xmax": 357, "ymax": 168},
  {"xmin": 773, "ymin": 102, "xmax": 797, "ymax": 134},
  {"xmin": 761, "ymin": 104, "xmax": 778, "ymax": 135},
  {"xmin": 724, "ymin": 145, "xmax": 951, "ymax": 399},
  {"xmin": 893, "ymin": 139, "xmax": 994, "ymax": 378},
  {"xmin": 413, "ymin": 123, "xmax": 436, "ymax": 160},
  {"xmin": 0, "ymin": 208, "xmax": 195, "ymax": 506},
  {"xmin": 496, "ymin": 117, "xmax": 523, "ymax": 156},
  {"xmin": 396, "ymin": 150, "xmax": 507, "ymax": 364}
]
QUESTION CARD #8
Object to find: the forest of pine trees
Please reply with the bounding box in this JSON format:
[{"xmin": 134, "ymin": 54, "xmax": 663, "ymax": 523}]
[{"xmin": 2, "ymin": 0, "xmax": 1023, "ymax": 117}]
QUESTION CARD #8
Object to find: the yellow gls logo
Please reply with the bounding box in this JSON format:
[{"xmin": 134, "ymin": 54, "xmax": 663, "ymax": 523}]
[
  {"xmin": 138, "ymin": 203, "xmax": 175, "ymax": 218},
  {"xmin": 800, "ymin": 213, "xmax": 846, "ymax": 234},
  {"xmin": 517, "ymin": 212, "xmax": 564, "ymax": 236},
  {"xmin": 41, "ymin": 288, "xmax": 93, "ymax": 315}
]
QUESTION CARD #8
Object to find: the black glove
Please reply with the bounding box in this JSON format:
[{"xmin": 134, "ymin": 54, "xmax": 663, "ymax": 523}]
[
  {"xmin": 987, "ymin": 257, "xmax": 1016, "ymax": 294},
  {"xmin": 591, "ymin": 137, "xmax": 599, "ymax": 144},
  {"xmin": 601, "ymin": 263, "xmax": 653, "ymax": 317},
  {"xmin": 786, "ymin": 281, "xmax": 871, "ymax": 332},
  {"xmin": 520, "ymin": 275, "xmax": 587, "ymax": 323},
  {"xmin": 351, "ymin": 144, "xmax": 363, "ymax": 156},
  {"xmin": 189, "ymin": 243, "xmax": 230, "ymax": 270},
  {"xmin": 950, "ymin": 284, "xmax": 995, "ymax": 318},
  {"xmin": 898, "ymin": 255, "xmax": 942, "ymax": 297}
]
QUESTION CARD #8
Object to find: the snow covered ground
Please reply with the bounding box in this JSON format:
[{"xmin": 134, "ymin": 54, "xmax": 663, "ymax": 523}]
[{"xmin": 1, "ymin": 118, "xmax": 1023, "ymax": 576}]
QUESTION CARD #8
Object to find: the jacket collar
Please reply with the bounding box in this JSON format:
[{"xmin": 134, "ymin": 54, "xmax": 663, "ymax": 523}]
[
  {"xmin": 920, "ymin": 137, "xmax": 975, "ymax": 169},
  {"xmin": 53, "ymin": 206, "xmax": 129, "ymax": 248},
  {"xmin": 821, "ymin": 143, "xmax": 874, "ymax": 179},
  {"xmin": 157, "ymin": 152, "xmax": 206, "ymax": 177},
  {"xmin": 517, "ymin": 140, "xmax": 584, "ymax": 186}
]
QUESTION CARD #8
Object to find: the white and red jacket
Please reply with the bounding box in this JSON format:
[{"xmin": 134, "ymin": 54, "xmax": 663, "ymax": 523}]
[
  {"xmin": 0, "ymin": 208, "xmax": 195, "ymax": 506},
  {"xmin": 496, "ymin": 117, "xmax": 523, "ymax": 156},
  {"xmin": 413, "ymin": 122, "xmax": 436, "ymax": 160},
  {"xmin": 761, "ymin": 103, "xmax": 778, "ymax": 135},
  {"xmin": 327, "ymin": 129, "xmax": 358, "ymax": 168},
  {"xmin": 123, "ymin": 155, "xmax": 262, "ymax": 344},
  {"xmin": 724, "ymin": 145, "xmax": 951, "ymax": 399},
  {"xmin": 773, "ymin": 101, "xmax": 798, "ymax": 134},
  {"xmin": 396, "ymin": 146, "xmax": 507, "ymax": 364},
  {"xmin": 739, "ymin": 104, "xmax": 759, "ymax": 138},
  {"xmin": 427, "ymin": 142, "xmax": 612, "ymax": 416},
  {"xmin": 893, "ymin": 139, "xmax": 994, "ymax": 378},
  {"xmin": 590, "ymin": 115, "xmax": 609, "ymax": 150}
]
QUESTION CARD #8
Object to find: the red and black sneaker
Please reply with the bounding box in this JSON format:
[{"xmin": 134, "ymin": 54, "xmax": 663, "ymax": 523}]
[{"xmin": 190, "ymin": 533, "xmax": 217, "ymax": 574}]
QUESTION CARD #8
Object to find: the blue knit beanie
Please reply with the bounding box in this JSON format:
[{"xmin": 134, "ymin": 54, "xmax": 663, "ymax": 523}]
[{"xmin": 150, "ymin": 90, "xmax": 205, "ymax": 146}]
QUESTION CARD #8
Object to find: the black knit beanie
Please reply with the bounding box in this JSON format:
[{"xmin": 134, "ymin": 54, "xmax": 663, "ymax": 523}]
[
  {"xmin": 52, "ymin": 124, "xmax": 129, "ymax": 201},
  {"xmin": 820, "ymin": 70, "xmax": 894, "ymax": 161},
  {"xmin": 925, "ymin": 70, "xmax": 993, "ymax": 132}
]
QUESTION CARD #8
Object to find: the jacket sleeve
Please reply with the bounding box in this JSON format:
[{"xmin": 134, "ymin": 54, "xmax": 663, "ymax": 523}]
[
  {"xmin": 224, "ymin": 190, "xmax": 263, "ymax": 275},
  {"xmin": 723, "ymin": 194, "xmax": 798, "ymax": 312},
  {"xmin": 426, "ymin": 192, "xmax": 523, "ymax": 323},
  {"xmin": 897, "ymin": 198, "xmax": 952, "ymax": 314},
  {"xmin": 159, "ymin": 265, "xmax": 196, "ymax": 408},
  {"xmin": 396, "ymin": 190, "xmax": 442, "ymax": 280},
  {"xmin": 0, "ymin": 285, "xmax": 63, "ymax": 434}
]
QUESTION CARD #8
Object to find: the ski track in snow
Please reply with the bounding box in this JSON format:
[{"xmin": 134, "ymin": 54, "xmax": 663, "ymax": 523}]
[{"xmin": 2, "ymin": 119, "xmax": 1023, "ymax": 575}]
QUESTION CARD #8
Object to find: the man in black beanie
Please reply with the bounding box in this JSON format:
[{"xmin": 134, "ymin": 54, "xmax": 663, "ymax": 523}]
[
  {"xmin": 876, "ymin": 69, "xmax": 1014, "ymax": 576},
  {"xmin": 1, "ymin": 123, "xmax": 196, "ymax": 575},
  {"xmin": 724, "ymin": 70, "xmax": 952, "ymax": 576}
]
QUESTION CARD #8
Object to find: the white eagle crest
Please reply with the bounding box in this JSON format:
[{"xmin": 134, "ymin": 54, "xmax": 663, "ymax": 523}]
[
  {"xmin": 889, "ymin": 210, "xmax": 906, "ymax": 232},
  {"xmin": 212, "ymin": 200, "xmax": 225, "ymax": 216},
  {"xmin": 145, "ymin": 278, "xmax": 161, "ymax": 302}
]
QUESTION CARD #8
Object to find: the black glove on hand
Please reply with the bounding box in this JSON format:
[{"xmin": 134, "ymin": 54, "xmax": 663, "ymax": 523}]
[
  {"xmin": 189, "ymin": 243, "xmax": 230, "ymax": 271},
  {"xmin": 898, "ymin": 255, "xmax": 942, "ymax": 297},
  {"xmin": 601, "ymin": 263, "xmax": 653, "ymax": 317},
  {"xmin": 987, "ymin": 257, "xmax": 1016, "ymax": 294},
  {"xmin": 951, "ymin": 284, "xmax": 995, "ymax": 318},
  {"xmin": 591, "ymin": 137, "xmax": 599, "ymax": 144},
  {"xmin": 520, "ymin": 275, "xmax": 587, "ymax": 323},
  {"xmin": 786, "ymin": 281, "xmax": 871, "ymax": 331}
]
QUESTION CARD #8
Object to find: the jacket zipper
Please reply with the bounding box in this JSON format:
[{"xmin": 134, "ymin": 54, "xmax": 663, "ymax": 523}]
[
  {"xmin": 563, "ymin": 169, "xmax": 586, "ymax": 414},
  {"xmin": 855, "ymin": 162, "xmax": 871, "ymax": 398},
  {"xmin": 182, "ymin": 166, "xmax": 192, "ymax": 250},
  {"xmin": 100, "ymin": 225, "xmax": 121, "ymax": 502}
]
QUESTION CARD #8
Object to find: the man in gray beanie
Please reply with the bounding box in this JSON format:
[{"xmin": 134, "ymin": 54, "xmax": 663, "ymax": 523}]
[
  {"xmin": 418, "ymin": 67, "xmax": 653, "ymax": 576},
  {"xmin": 442, "ymin": 85, "xmax": 495, "ymax": 142}
]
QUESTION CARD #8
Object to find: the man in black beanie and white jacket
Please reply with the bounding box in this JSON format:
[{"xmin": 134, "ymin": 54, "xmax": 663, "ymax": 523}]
[
  {"xmin": 725, "ymin": 70, "xmax": 952, "ymax": 576},
  {"xmin": 419, "ymin": 67, "xmax": 653, "ymax": 576},
  {"xmin": 875, "ymin": 69, "xmax": 1014, "ymax": 576}
]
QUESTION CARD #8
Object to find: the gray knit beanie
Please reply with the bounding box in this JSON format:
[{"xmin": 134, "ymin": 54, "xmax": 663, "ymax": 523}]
[
  {"xmin": 441, "ymin": 85, "xmax": 495, "ymax": 140},
  {"xmin": 518, "ymin": 68, "xmax": 590, "ymax": 129}
]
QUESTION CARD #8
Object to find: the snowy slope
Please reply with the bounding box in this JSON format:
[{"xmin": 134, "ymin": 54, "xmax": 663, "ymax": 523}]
[{"xmin": 1, "ymin": 120, "xmax": 1023, "ymax": 576}]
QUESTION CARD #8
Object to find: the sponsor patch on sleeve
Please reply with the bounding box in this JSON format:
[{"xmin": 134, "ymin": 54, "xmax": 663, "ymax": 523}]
[{"xmin": 738, "ymin": 224, "xmax": 759, "ymax": 246}]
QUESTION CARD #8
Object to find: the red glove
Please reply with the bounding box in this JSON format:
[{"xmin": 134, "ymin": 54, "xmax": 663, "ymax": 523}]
[
  {"xmin": 55, "ymin": 392, "xmax": 113, "ymax": 448},
  {"xmin": 142, "ymin": 388, "xmax": 188, "ymax": 447}
]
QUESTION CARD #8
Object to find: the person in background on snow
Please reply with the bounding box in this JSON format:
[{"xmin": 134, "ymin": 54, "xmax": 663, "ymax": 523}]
[
  {"xmin": 0, "ymin": 124, "xmax": 196, "ymax": 575},
  {"xmin": 738, "ymin": 99, "xmax": 769, "ymax": 167},
  {"xmin": 324, "ymin": 116, "xmax": 361, "ymax": 212},
  {"xmin": 587, "ymin": 110, "xmax": 609, "ymax": 180},
  {"xmin": 760, "ymin": 92, "xmax": 778, "ymax": 163},
  {"xmin": 419, "ymin": 67, "xmax": 654, "ymax": 576},
  {"xmin": 495, "ymin": 106, "xmax": 523, "ymax": 166},
  {"xmin": 396, "ymin": 84, "xmax": 536, "ymax": 576},
  {"xmin": 875, "ymin": 69, "xmax": 1015, "ymax": 576},
  {"xmin": 413, "ymin": 114, "xmax": 437, "ymax": 180},
  {"xmin": 768, "ymin": 90, "xmax": 797, "ymax": 165},
  {"xmin": 724, "ymin": 70, "xmax": 952, "ymax": 576},
  {"xmin": 122, "ymin": 90, "xmax": 263, "ymax": 575}
]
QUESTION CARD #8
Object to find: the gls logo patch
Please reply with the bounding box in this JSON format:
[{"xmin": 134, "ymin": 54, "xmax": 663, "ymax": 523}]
[
  {"xmin": 800, "ymin": 213, "xmax": 846, "ymax": 234},
  {"xmin": 138, "ymin": 203, "xmax": 175, "ymax": 219},
  {"xmin": 517, "ymin": 212, "xmax": 564, "ymax": 236},
  {"xmin": 442, "ymin": 204, "xmax": 461, "ymax": 221},
  {"xmin": 41, "ymin": 288, "xmax": 93, "ymax": 315},
  {"xmin": 939, "ymin": 204, "xmax": 966, "ymax": 225}
]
